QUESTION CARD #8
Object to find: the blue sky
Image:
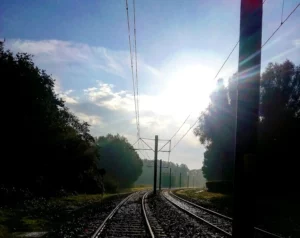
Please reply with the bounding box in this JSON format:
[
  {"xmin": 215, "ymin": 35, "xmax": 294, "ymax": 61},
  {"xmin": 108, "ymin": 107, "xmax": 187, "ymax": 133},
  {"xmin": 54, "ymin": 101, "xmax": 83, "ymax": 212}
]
[{"xmin": 1, "ymin": 0, "xmax": 299, "ymax": 169}]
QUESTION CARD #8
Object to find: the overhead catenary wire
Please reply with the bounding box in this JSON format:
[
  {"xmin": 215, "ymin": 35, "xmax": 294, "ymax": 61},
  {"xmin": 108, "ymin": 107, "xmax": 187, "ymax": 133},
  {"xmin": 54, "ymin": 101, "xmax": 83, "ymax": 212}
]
[
  {"xmin": 125, "ymin": 0, "xmax": 140, "ymax": 139},
  {"xmin": 171, "ymin": 120, "xmax": 198, "ymax": 151},
  {"xmin": 133, "ymin": 0, "xmax": 140, "ymax": 137},
  {"xmin": 170, "ymin": 1, "xmax": 299, "ymax": 152},
  {"xmin": 159, "ymin": 114, "xmax": 190, "ymax": 151},
  {"xmin": 166, "ymin": 1, "xmax": 270, "ymax": 154},
  {"xmin": 261, "ymin": 2, "xmax": 299, "ymax": 48},
  {"xmin": 213, "ymin": 0, "xmax": 268, "ymax": 81}
]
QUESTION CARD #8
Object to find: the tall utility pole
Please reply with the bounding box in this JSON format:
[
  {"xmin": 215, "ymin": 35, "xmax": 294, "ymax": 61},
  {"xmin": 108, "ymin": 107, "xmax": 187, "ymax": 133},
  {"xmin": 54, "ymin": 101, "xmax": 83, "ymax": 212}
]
[
  {"xmin": 169, "ymin": 167, "xmax": 172, "ymax": 189},
  {"xmin": 159, "ymin": 159, "xmax": 162, "ymax": 190},
  {"xmin": 153, "ymin": 135, "xmax": 158, "ymax": 195},
  {"xmin": 179, "ymin": 172, "xmax": 181, "ymax": 188},
  {"xmin": 232, "ymin": 1, "xmax": 262, "ymax": 237},
  {"xmin": 187, "ymin": 175, "xmax": 189, "ymax": 188},
  {"xmin": 193, "ymin": 176, "xmax": 194, "ymax": 188}
]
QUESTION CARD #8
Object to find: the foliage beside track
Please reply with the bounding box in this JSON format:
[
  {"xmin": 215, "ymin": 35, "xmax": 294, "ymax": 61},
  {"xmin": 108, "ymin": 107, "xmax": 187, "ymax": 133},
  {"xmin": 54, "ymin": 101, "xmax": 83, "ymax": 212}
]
[{"xmin": 0, "ymin": 187, "xmax": 146, "ymax": 238}]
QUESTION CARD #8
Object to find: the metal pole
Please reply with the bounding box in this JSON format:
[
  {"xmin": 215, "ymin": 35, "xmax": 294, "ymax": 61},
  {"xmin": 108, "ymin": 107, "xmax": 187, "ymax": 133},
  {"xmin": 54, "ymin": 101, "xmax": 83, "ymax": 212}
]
[
  {"xmin": 153, "ymin": 135, "xmax": 158, "ymax": 195},
  {"xmin": 159, "ymin": 159, "xmax": 162, "ymax": 190},
  {"xmin": 193, "ymin": 176, "xmax": 194, "ymax": 188},
  {"xmin": 169, "ymin": 167, "xmax": 172, "ymax": 189},
  {"xmin": 232, "ymin": 1, "xmax": 262, "ymax": 237},
  {"xmin": 179, "ymin": 172, "xmax": 181, "ymax": 188},
  {"xmin": 187, "ymin": 175, "xmax": 189, "ymax": 188}
]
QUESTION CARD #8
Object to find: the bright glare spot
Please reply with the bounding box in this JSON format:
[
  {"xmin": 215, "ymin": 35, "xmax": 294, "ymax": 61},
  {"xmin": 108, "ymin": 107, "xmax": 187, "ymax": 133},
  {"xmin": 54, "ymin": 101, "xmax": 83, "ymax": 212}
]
[{"xmin": 160, "ymin": 64, "xmax": 215, "ymax": 120}]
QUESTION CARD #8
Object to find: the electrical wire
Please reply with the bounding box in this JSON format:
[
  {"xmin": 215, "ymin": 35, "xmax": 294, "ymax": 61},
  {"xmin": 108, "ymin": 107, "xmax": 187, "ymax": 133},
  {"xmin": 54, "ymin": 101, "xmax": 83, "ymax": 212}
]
[
  {"xmin": 262, "ymin": 2, "xmax": 299, "ymax": 48},
  {"xmin": 133, "ymin": 0, "xmax": 140, "ymax": 137},
  {"xmin": 167, "ymin": 0, "xmax": 269, "ymax": 152},
  {"xmin": 171, "ymin": 120, "xmax": 198, "ymax": 151},
  {"xmin": 170, "ymin": 1, "xmax": 299, "ymax": 152},
  {"xmin": 213, "ymin": 0, "xmax": 268, "ymax": 81},
  {"xmin": 125, "ymin": 0, "xmax": 140, "ymax": 138}
]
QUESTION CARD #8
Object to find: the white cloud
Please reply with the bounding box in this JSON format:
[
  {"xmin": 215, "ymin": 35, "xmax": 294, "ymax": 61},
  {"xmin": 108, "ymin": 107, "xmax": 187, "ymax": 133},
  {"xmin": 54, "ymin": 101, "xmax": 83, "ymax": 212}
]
[
  {"xmin": 84, "ymin": 82, "xmax": 135, "ymax": 111},
  {"xmin": 76, "ymin": 112, "xmax": 103, "ymax": 126},
  {"xmin": 4, "ymin": 38, "xmax": 206, "ymax": 169},
  {"xmin": 6, "ymin": 39, "xmax": 160, "ymax": 80}
]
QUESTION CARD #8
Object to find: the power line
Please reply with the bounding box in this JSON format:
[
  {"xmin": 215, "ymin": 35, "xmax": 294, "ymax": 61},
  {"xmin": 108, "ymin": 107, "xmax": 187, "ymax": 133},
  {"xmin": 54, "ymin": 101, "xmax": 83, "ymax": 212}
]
[
  {"xmin": 171, "ymin": 120, "xmax": 198, "ymax": 151},
  {"xmin": 167, "ymin": 1, "xmax": 269, "ymax": 152},
  {"xmin": 171, "ymin": 1, "xmax": 300, "ymax": 151},
  {"xmin": 213, "ymin": 0, "xmax": 268, "ymax": 81},
  {"xmin": 133, "ymin": 0, "xmax": 140, "ymax": 137},
  {"xmin": 261, "ymin": 2, "xmax": 299, "ymax": 48},
  {"xmin": 159, "ymin": 114, "xmax": 190, "ymax": 152},
  {"xmin": 169, "ymin": 0, "xmax": 290, "ymax": 151},
  {"xmin": 125, "ymin": 0, "xmax": 140, "ymax": 138}
]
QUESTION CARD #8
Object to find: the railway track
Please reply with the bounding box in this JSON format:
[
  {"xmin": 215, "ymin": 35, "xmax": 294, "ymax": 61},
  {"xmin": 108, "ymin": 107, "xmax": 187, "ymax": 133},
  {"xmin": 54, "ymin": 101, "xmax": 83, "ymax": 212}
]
[
  {"xmin": 91, "ymin": 191, "xmax": 155, "ymax": 238},
  {"xmin": 163, "ymin": 190, "xmax": 283, "ymax": 238}
]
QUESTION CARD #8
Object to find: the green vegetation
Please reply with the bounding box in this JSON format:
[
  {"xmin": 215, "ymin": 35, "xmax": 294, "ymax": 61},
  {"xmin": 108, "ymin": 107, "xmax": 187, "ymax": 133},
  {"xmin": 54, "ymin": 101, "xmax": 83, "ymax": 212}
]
[
  {"xmin": 194, "ymin": 60, "xmax": 300, "ymax": 197},
  {"xmin": 0, "ymin": 43, "xmax": 143, "ymax": 200},
  {"xmin": 175, "ymin": 189, "xmax": 300, "ymax": 237},
  {"xmin": 206, "ymin": 181, "xmax": 233, "ymax": 193},
  {"xmin": 0, "ymin": 42, "xmax": 102, "ymax": 199},
  {"xmin": 0, "ymin": 189, "xmax": 142, "ymax": 237},
  {"xmin": 174, "ymin": 189, "xmax": 233, "ymax": 216},
  {"xmin": 0, "ymin": 41, "xmax": 145, "ymax": 237},
  {"xmin": 96, "ymin": 134, "xmax": 143, "ymax": 192},
  {"xmin": 135, "ymin": 159, "xmax": 206, "ymax": 188}
]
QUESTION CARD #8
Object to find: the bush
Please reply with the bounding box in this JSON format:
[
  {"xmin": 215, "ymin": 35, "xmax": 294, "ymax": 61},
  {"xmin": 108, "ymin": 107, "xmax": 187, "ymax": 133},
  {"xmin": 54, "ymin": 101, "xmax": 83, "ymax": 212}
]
[
  {"xmin": 206, "ymin": 180, "xmax": 233, "ymax": 194},
  {"xmin": 103, "ymin": 175, "xmax": 119, "ymax": 193}
]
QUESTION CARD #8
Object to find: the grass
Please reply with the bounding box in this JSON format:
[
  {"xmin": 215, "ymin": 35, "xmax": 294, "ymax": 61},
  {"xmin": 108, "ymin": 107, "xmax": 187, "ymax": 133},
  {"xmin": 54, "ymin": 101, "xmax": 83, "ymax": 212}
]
[
  {"xmin": 174, "ymin": 188, "xmax": 233, "ymax": 216},
  {"xmin": 0, "ymin": 186, "xmax": 149, "ymax": 238},
  {"xmin": 175, "ymin": 189, "xmax": 300, "ymax": 237}
]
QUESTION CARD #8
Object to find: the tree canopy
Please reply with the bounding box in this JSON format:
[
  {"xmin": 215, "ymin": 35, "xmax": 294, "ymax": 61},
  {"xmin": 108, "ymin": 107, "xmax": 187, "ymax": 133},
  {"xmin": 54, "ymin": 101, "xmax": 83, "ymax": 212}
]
[
  {"xmin": 0, "ymin": 42, "xmax": 101, "ymax": 197},
  {"xmin": 195, "ymin": 60, "xmax": 300, "ymax": 195},
  {"xmin": 194, "ymin": 78, "xmax": 236, "ymax": 181},
  {"xmin": 95, "ymin": 134, "xmax": 143, "ymax": 190},
  {"xmin": 135, "ymin": 159, "xmax": 206, "ymax": 188}
]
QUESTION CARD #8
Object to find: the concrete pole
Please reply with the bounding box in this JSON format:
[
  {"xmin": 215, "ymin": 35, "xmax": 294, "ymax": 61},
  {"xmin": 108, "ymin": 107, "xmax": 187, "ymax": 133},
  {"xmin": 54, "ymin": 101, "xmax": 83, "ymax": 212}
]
[
  {"xmin": 169, "ymin": 167, "xmax": 172, "ymax": 189},
  {"xmin": 153, "ymin": 135, "xmax": 158, "ymax": 195},
  {"xmin": 159, "ymin": 159, "xmax": 162, "ymax": 190}
]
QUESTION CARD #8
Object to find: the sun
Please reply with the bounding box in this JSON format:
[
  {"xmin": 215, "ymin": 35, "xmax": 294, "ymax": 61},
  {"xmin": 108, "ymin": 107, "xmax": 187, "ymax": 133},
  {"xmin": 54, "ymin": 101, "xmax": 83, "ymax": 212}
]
[{"xmin": 161, "ymin": 64, "xmax": 215, "ymax": 120}]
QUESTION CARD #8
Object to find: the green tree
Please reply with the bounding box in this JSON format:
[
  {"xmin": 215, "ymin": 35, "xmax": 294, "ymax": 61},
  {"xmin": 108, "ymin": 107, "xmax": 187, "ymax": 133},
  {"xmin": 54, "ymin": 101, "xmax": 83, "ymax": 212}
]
[
  {"xmin": 194, "ymin": 60, "xmax": 300, "ymax": 194},
  {"xmin": 258, "ymin": 60, "xmax": 300, "ymax": 195},
  {"xmin": 194, "ymin": 78, "xmax": 236, "ymax": 181},
  {"xmin": 0, "ymin": 42, "xmax": 101, "ymax": 197},
  {"xmin": 95, "ymin": 134, "xmax": 143, "ymax": 190}
]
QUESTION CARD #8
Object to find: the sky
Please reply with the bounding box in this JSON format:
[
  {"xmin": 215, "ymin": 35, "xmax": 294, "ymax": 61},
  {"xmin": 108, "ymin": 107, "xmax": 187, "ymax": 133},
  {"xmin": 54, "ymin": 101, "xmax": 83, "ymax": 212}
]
[{"xmin": 1, "ymin": 0, "xmax": 299, "ymax": 169}]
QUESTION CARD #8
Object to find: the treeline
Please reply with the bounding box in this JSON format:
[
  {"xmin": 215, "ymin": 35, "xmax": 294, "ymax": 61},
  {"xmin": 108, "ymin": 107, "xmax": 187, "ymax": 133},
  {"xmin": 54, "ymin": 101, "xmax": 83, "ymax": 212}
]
[
  {"xmin": 135, "ymin": 159, "xmax": 206, "ymax": 188},
  {"xmin": 194, "ymin": 60, "xmax": 300, "ymax": 196},
  {"xmin": 95, "ymin": 134, "xmax": 142, "ymax": 192},
  {"xmin": 0, "ymin": 43, "xmax": 142, "ymax": 203}
]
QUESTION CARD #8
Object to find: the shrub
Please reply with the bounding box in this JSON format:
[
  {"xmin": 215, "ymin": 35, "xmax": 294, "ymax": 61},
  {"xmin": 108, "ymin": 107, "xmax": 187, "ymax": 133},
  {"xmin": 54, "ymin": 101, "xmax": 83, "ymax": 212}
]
[{"xmin": 206, "ymin": 180, "xmax": 233, "ymax": 194}]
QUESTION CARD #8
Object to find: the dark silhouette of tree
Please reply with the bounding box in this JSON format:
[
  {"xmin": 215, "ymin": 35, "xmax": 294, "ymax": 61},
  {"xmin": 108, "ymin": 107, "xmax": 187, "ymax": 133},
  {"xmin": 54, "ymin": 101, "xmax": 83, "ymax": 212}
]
[
  {"xmin": 258, "ymin": 60, "xmax": 300, "ymax": 196},
  {"xmin": 0, "ymin": 42, "xmax": 101, "ymax": 198},
  {"xmin": 194, "ymin": 60, "xmax": 300, "ymax": 194},
  {"xmin": 95, "ymin": 134, "xmax": 143, "ymax": 190},
  {"xmin": 194, "ymin": 78, "xmax": 236, "ymax": 181}
]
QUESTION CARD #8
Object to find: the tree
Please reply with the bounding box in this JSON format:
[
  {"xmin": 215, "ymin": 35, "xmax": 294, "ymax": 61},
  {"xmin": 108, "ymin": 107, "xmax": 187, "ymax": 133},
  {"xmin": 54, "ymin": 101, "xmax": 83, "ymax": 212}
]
[
  {"xmin": 194, "ymin": 60, "xmax": 300, "ymax": 195},
  {"xmin": 194, "ymin": 78, "xmax": 236, "ymax": 181},
  {"xmin": 95, "ymin": 134, "xmax": 143, "ymax": 190},
  {"xmin": 135, "ymin": 159, "xmax": 206, "ymax": 188},
  {"xmin": 0, "ymin": 42, "xmax": 101, "ymax": 198},
  {"xmin": 258, "ymin": 60, "xmax": 300, "ymax": 195}
]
